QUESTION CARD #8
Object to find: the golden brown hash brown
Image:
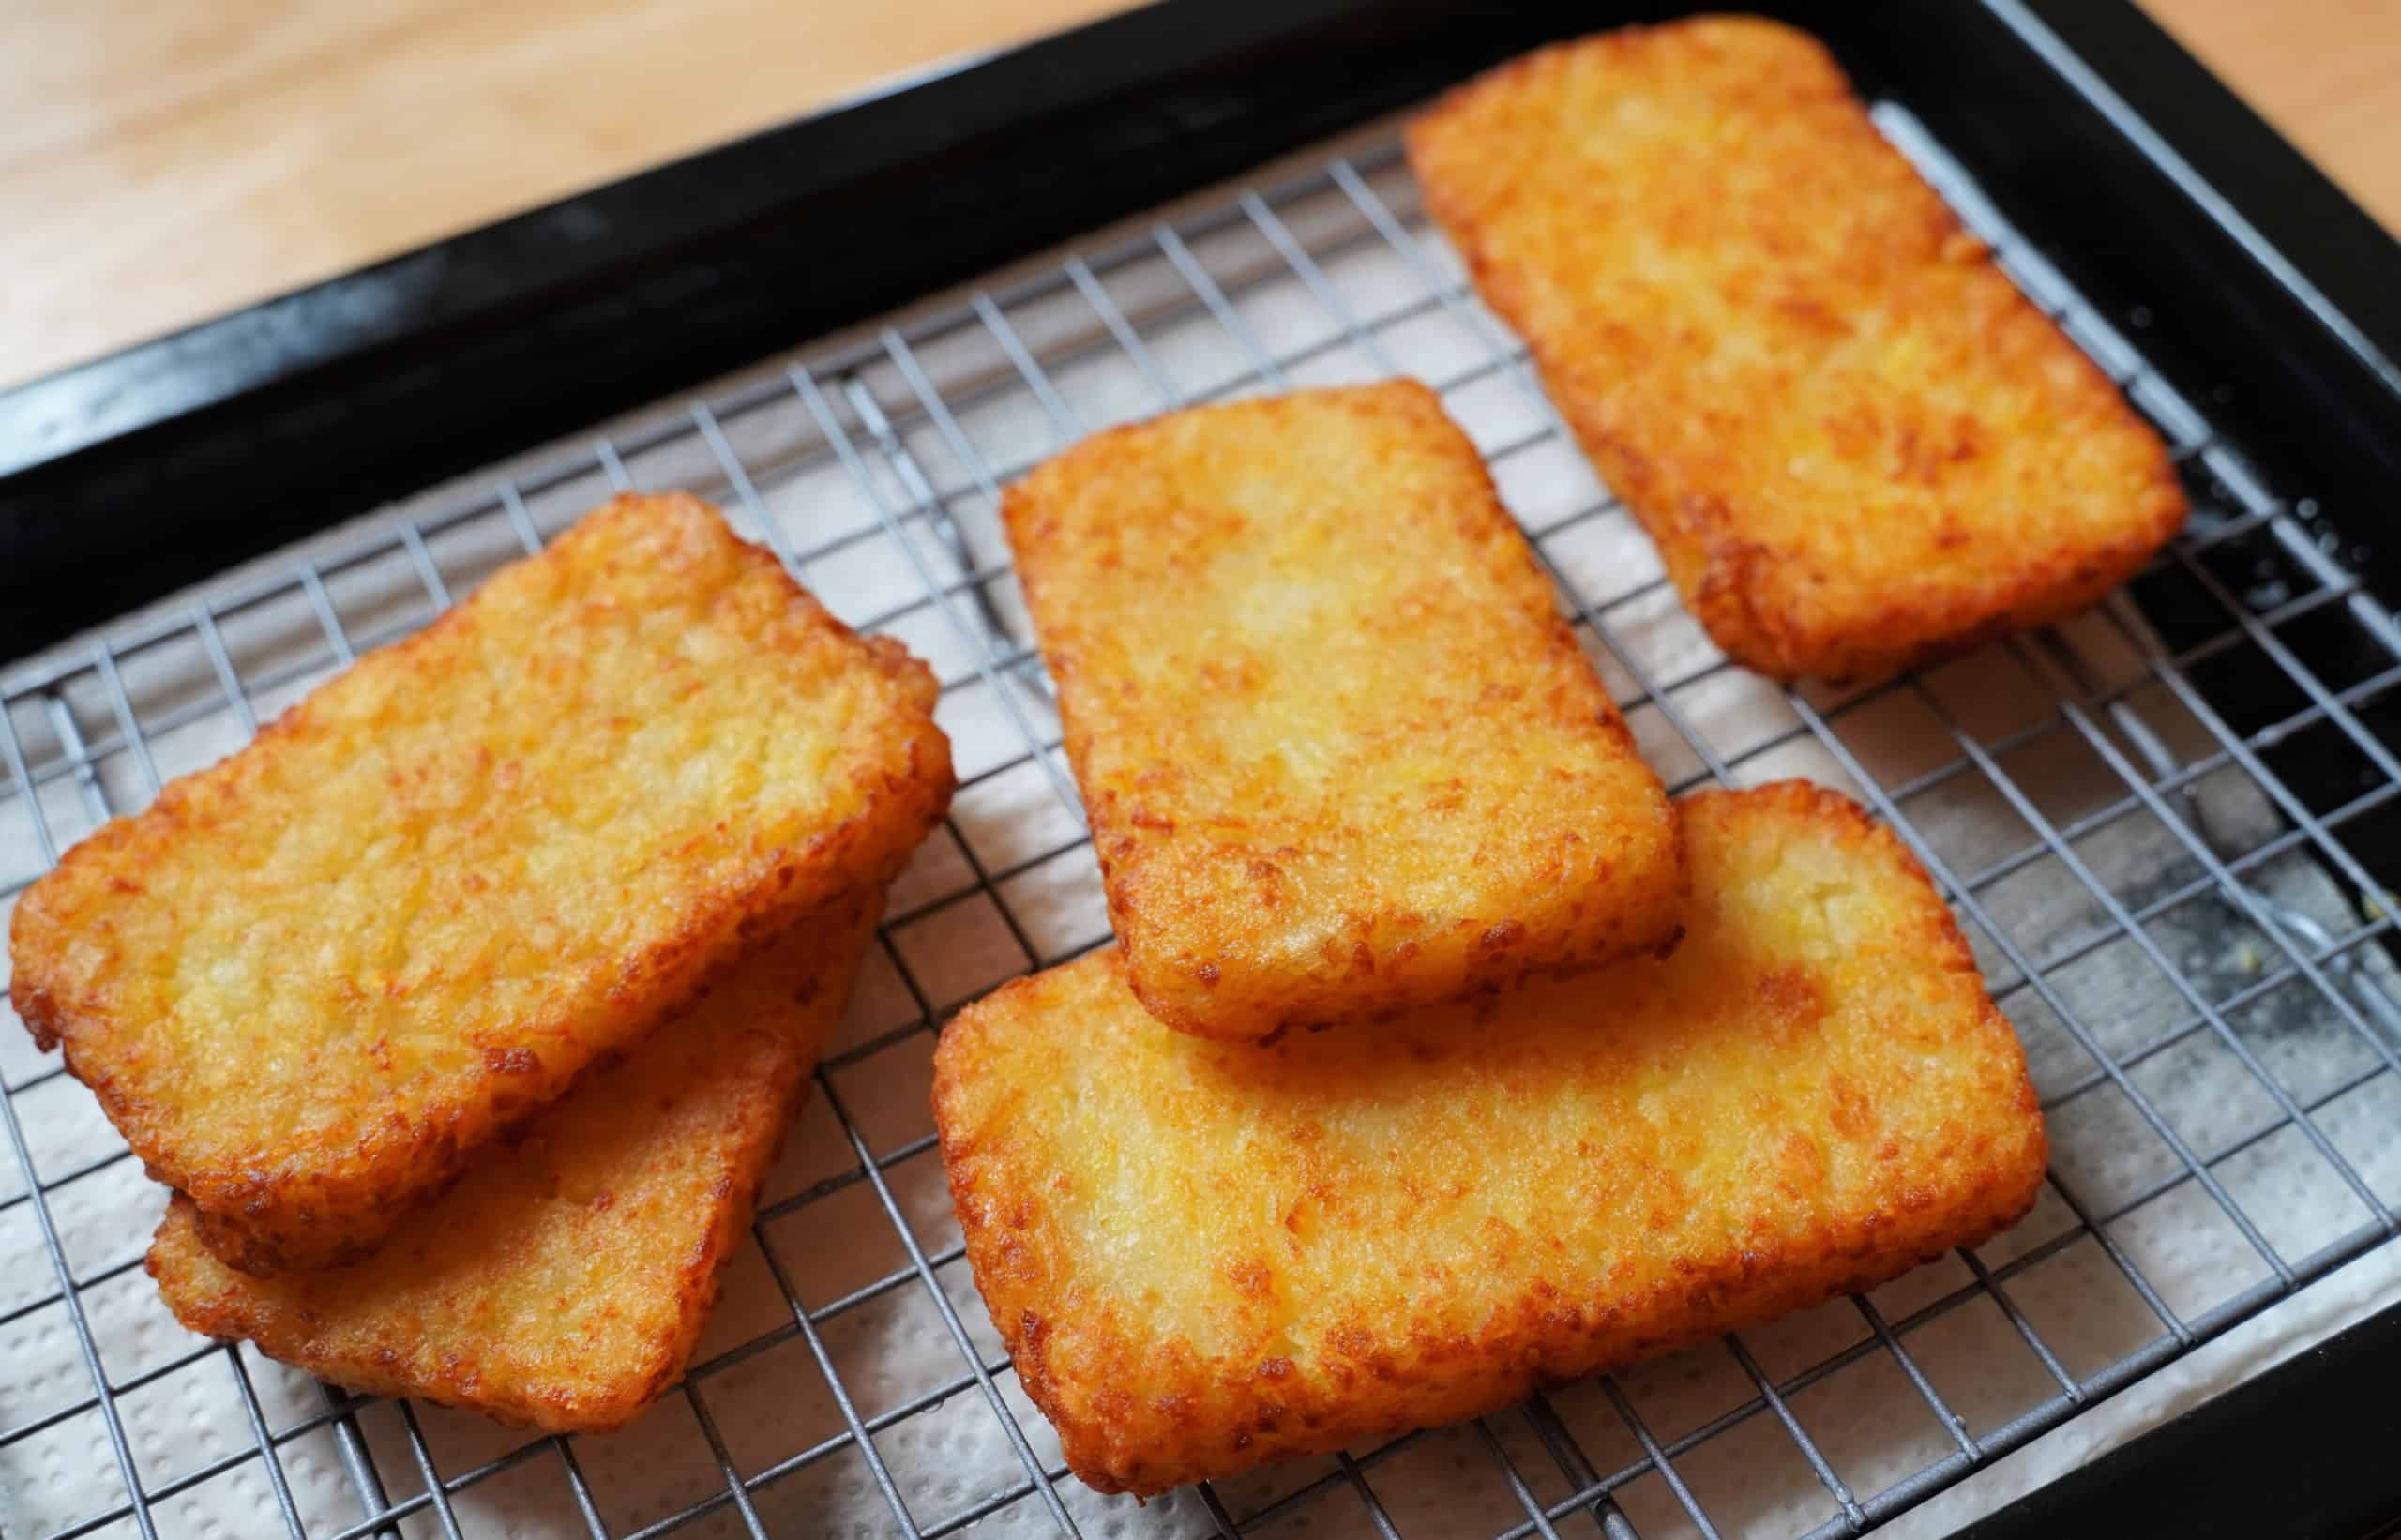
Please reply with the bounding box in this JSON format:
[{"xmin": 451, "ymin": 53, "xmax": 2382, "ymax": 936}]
[
  {"xmin": 12, "ymin": 492, "xmax": 953, "ymax": 1275},
  {"xmin": 148, "ymin": 890, "xmax": 883, "ymax": 1433},
  {"xmin": 934, "ymin": 782, "xmax": 2046, "ymax": 1495},
  {"xmin": 1002, "ymin": 381, "xmax": 1684, "ymax": 1042},
  {"xmin": 1406, "ymin": 18, "xmax": 2185, "ymax": 684}
]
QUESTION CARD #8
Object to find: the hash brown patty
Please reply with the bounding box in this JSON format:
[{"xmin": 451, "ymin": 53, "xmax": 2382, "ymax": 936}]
[
  {"xmin": 14, "ymin": 493, "xmax": 952, "ymax": 1274},
  {"xmin": 1407, "ymin": 18, "xmax": 2185, "ymax": 683},
  {"xmin": 148, "ymin": 890, "xmax": 883, "ymax": 1433},
  {"xmin": 1002, "ymin": 380, "xmax": 1684, "ymax": 1041},
  {"xmin": 933, "ymin": 781, "xmax": 2045, "ymax": 1494}
]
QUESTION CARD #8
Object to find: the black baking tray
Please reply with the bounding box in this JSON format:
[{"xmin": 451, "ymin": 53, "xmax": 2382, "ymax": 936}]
[
  {"xmin": 1957, "ymin": 1297, "xmax": 2401, "ymax": 1540},
  {"xmin": 4, "ymin": 2, "xmax": 2399, "ymax": 1533},
  {"xmin": 5, "ymin": 0, "xmax": 2401, "ymax": 658}
]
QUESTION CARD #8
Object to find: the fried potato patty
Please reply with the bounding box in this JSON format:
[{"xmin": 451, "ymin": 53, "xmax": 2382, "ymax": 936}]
[
  {"xmin": 1003, "ymin": 381, "xmax": 1684, "ymax": 1041},
  {"xmin": 13, "ymin": 493, "xmax": 952, "ymax": 1275},
  {"xmin": 148, "ymin": 890, "xmax": 882, "ymax": 1433},
  {"xmin": 1407, "ymin": 18, "xmax": 2185, "ymax": 683},
  {"xmin": 934, "ymin": 782, "xmax": 2045, "ymax": 1495}
]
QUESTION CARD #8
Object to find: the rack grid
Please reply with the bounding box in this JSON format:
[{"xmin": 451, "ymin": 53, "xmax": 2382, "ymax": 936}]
[{"xmin": 3, "ymin": 102, "xmax": 2398, "ymax": 1540}]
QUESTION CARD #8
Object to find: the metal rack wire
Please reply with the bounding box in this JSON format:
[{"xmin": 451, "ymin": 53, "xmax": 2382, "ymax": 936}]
[{"xmin": 4, "ymin": 102, "xmax": 2399, "ymax": 1540}]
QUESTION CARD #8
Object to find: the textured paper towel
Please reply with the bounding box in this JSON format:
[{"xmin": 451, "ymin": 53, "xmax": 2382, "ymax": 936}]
[{"xmin": 4, "ymin": 109, "xmax": 2398, "ymax": 1540}]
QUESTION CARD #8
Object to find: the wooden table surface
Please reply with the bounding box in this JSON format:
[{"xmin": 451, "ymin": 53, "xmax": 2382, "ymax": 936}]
[{"xmin": 5, "ymin": 0, "xmax": 2395, "ymax": 391}]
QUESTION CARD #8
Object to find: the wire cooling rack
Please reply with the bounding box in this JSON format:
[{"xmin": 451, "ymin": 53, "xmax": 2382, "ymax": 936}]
[{"xmin": 5, "ymin": 101, "xmax": 2401, "ymax": 1540}]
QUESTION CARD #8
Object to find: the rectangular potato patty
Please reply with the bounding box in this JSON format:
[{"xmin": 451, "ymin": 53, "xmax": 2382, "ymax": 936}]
[
  {"xmin": 11, "ymin": 492, "xmax": 953, "ymax": 1275},
  {"xmin": 934, "ymin": 782, "xmax": 2046, "ymax": 1495},
  {"xmin": 149, "ymin": 890, "xmax": 883, "ymax": 1433},
  {"xmin": 1003, "ymin": 380, "xmax": 1683, "ymax": 1041},
  {"xmin": 1407, "ymin": 19, "xmax": 2186, "ymax": 683}
]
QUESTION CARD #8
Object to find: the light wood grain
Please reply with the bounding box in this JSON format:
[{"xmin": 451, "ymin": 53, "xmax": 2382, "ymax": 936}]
[
  {"xmin": 3, "ymin": 0, "xmax": 2393, "ymax": 390},
  {"xmin": 2142, "ymin": 0, "xmax": 2401, "ymax": 234},
  {"xmin": 0, "ymin": 0, "xmax": 1123, "ymax": 387}
]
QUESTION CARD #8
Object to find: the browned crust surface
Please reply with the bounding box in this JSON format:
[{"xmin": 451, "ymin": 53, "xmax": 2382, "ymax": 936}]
[
  {"xmin": 1406, "ymin": 17, "xmax": 2186, "ymax": 684},
  {"xmin": 13, "ymin": 492, "xmax": 953, "ymax": 1274},
  {"xmin": 933, "ymin": 781, "xmax": 2046, "ymax": 1495},
  {"xmin": 1003, "ymin": 380, "xmax": 1684, "ymax": 1041},
  {"xmin": 146, "ymin": 890, "xmax": 883, "ymax": 1433}
]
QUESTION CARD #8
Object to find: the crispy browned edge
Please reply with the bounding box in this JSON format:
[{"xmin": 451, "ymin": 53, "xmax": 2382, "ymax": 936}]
[
  {"xmin": 12, "ymin": 491, "xmax": 955, "ymax": 1276},
  {"xmin": 143, "ymin": 894, "xmax": 886, "ymax": 1433},
  {"xmin": 931, "ymin": 781, "xmax": 2046, "ymax": 1494},
  {"xmin": 1000, "ymin": 381, "xmax": 1687, "ymax": 1041},
  {"xmin": 1403, "ymin": 19, "xmax": 2188, "ymax": 684}
]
